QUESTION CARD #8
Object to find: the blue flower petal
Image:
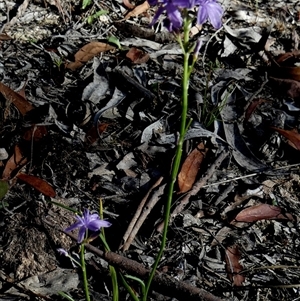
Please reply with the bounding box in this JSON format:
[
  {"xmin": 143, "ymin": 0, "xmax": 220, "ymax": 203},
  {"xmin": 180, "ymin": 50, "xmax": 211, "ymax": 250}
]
[
  {"xmin": 57, "ymin": 248, "xmax": 68, "ymax": 256},
  {"xmin": 78, "ymin": 227, "xmax": 86, "ymax": 243},
  {"xmin": 150, "ymin": 6, "xmax": 165, "ymax": 26},
  {"xmin": 207, "ymin": 1, "xmax": 223, "ymax": 28},
  {"xmin": 166, "ymin": 3, "xmax": 182, "ymax": 29},
  {"xmin": 172, "ymin": 0, "xmax": 194, "ymax": 8},
  {"xmin": 65, "ymin": 220, "xmax": 82, "ymax": 232},
  {"xmin": 65, "ymin": 209, "xmax": 112, "ymax": 243},
  {"xmin": 148, "ymin": 0, "xmax": 158, "ymax": 5},
  {"xmin": 197, "ymin": 5, "xmax": 208, "ymax": 24}
]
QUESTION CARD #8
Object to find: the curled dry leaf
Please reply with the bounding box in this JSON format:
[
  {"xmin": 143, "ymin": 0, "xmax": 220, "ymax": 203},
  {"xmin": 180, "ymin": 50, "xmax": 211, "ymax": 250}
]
[
  {"xmin": 126, "ymin": 47, "xmax": 149, "ymax": 64},
  {"xmin": 268, "ymin": 50, "xmax": 300, "ymax": 81},
  {"xmin": 2, "ymin": 145, "xmax": 28, "ymax": 180},
  {"xmin": 66, "ymin": 42, "xmax": 115, "ymax": 71},
  {"xmin": 225, "ymin": 245, "xmax": 245, "ymax": 286},
  {"xmin": 272, "ymin": 127, "xmax": 300, "ymax": 150},
  {"xmin": 124, "ymin": 1, "xmax": 150, "ymax": 20},
  {"xmin": 178, "ymin": 142, "xmax": 207, "ymax": 193},
  {"xmin": 0, "ymin": 82, "xmax": 33, "ymax": 115},
  {"xmin": 233, "ymin": 203, "xmax": 293, "ymax": 223},
  {"xmin": 123, "ymin": 0, "xmax": 135, "ymax": 9},
  {"xmin": 17, "ymin": 173, "xmax": 56, "ymax": 198}
]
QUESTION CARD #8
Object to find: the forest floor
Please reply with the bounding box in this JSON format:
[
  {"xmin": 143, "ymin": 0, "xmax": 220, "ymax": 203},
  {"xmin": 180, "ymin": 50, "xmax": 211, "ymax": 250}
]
[{"xmin": 0, "ymin": 0, "xmax": 300, "ymax": 300}]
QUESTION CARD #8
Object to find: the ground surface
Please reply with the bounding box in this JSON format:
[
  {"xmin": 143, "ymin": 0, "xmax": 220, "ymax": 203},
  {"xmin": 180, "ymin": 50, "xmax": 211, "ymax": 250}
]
[{"xmin": 0, "ymin": 0, "xmax": 300, "ymax": 300}]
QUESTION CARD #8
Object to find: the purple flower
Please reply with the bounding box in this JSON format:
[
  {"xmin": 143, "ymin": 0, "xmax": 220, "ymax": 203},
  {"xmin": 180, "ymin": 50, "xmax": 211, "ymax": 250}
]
[
  {"xmin": 65, "ymin": 209, "xmax": 111, "ymax": 243},
  {"xmin": 57, "ymin": 248, "xmax": 68, "ymax": 256},
  {"xmin": 149, "ymin": 0, "xmax": 183, "ymax": 31},
  {"xmin": 149, "ymin": 0, "xmax": 223, "ymax": 30},
  {"xmin": 195, "ymin": 0, "xmax": 223, "ymax": 29},
  {"xmin": 193, "ymin": 39, "xmax": 202, "ymax": 59}
]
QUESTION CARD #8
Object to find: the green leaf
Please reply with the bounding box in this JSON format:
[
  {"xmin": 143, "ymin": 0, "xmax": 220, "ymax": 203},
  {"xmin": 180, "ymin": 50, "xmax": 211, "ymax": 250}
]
[
  {"xmin": 82, "ymin": 0, "xmax": 92, "ymax": 9},
  {"xmin": 108, "ymin": 36, "xmax": 122, "ymax": 50},
  {"xmin": 0, "ymin": 180, "xmax": 9, "ymax": 199},
  {"xmin": 58, "ymin": 292, "xmax": 76, "ymax": 301},
  {"xmin": 94, "ymin": 9, "xmax": 109, "ymax": 17},
  {"xmin": 87, "ymin": 10, "xmax": 109, "ymax": 24},
  {"xmin": 49, "ymin": 200, "xmax": 78, "ymax": 214}
]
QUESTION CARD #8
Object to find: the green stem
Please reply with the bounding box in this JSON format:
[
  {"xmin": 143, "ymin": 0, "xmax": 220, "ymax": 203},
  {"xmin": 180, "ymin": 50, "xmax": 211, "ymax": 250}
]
[
  {"xmin": 99, "ymin": 234, "xmax": 140, "ymax": 300},
  {"xmin": 80, "ymin": 243, "xmax": 90, "ymax": 301},
  {"xmin": 144, "ymin": 15, "xmax": 191, "ymax": 301},
  {"xmin": 120, "ymin": 274, "xmax": 141, "ymax": 301},
  {"xmin": 109, "ymin": 266, "xmax": 119, "ymax": 301},
  {"xmin": 99, "ymin": 200, "xmax": 119, "ymax": 301}
]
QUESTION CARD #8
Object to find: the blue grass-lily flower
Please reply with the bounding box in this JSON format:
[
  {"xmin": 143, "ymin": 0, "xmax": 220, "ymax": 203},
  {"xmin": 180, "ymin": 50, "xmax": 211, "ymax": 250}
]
[
  {"xmin": 65, "ymin": 209, "xmax": 111, "ymax": 243},
  {"xmin": 149, "ymin": 0, "xmax": 223, "ymax": 30},
  {"xmin": 149, "ymin": 0, "xmax": 183, "ymax": 31},
  {"xmin": 195, "ymin": 0, "xmax": 223, "ymax": 29}
]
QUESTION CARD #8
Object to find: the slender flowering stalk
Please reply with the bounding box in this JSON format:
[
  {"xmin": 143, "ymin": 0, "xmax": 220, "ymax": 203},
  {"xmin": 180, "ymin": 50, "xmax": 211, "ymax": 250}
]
[
  {"xmin": 144, "ymin": 0, "xmax": 223, "ymax": 299},
  {"xmin": 64, "ymin": 209, "xmax": 111, "ymax": 301},
  {"xmin": 80, "ymin": 243, "xmax": 90, "ymax": 301},
  {"xmin": 145, "ymin": 11, "xmax": 195, "ymax": 300}
]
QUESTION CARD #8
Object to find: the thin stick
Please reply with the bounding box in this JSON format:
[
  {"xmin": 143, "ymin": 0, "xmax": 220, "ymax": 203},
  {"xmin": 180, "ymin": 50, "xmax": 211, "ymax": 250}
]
[
  {"xmin": 203, "ymin": 162, "xmax": 300, "ymax": 188},
  {"xmin": 121, "ymin": 176, "xmax": 164, "ymax": 251},
  {"xmin": 122, "ymin": 183, "xmax": 166, "ymax": 251}
]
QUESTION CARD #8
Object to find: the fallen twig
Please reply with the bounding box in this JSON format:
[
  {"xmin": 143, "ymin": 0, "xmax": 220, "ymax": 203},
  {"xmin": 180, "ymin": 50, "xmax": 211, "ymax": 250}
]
[
  {"xmin": 121, "ymin": 176, "xmax": 164, "ymax": 251},
  {"xmin": 63, "ymin": 230, "xmax": 224, "ymax": 301}
]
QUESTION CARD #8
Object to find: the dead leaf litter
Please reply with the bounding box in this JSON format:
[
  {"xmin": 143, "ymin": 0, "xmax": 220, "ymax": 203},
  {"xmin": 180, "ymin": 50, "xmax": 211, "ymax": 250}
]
[{"xmin": 0, "ymin": 0, "xmax": 300, "ymax": 300}]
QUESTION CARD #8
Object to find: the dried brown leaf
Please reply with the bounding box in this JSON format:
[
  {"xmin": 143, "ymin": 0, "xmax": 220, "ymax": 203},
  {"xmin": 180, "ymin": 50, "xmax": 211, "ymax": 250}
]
[
  {"xmin": 124, "ymin": 1, "xmax": 150, "ymax": 20},
  {"xmin": 244, "ymin": 98, "xmax": 267, "ymax": 121},
  {"xmin": 225, "ymin": 245, "xmax": 245, "ymax": 286},
  {"xmin": 66, "ymin": 42, "xmax": 115, "ymax": 71},
  {"xmin": 22, "ymin": 125, "xmax": 48, "ymax": 142},
  {"xmin": 17, "ymin": 173, "xmax": 56, "ymax": 198},
  {"xmin": 272, "ymin": 66, "xmax": 300, "ymax": 81},
  {"xmin": 0, "ymin": 33, "xmax": 12, "ymax": 40},
  {"xmin": 269, "ymin": 77, "xmax": 300, "ymax": 101},
  {"xmin": 234, "ymin": 203, "xmax": 293, "ymax": 223},
  {"xmin": 126, "ymin": 47, "xmax": 149, "ymax": 64},
  {"xmin": 178, "ymin": 142, "xmax": 207, "ymax": 193},
  {"xmin": 272, "ymin": 127, "xmax": 300, "ymax": 150},
  {"xmin": 269, "ymin": 51, "xmax": 300, "ymax": 81},
  {"xmin": 0, "ymin": 82, "xmax": 33, "ymax": 115},
  {"xmin": 211, "ymin": 226, "xmax": 232, "ymax": 247},
  {"xmin": 85, "ymin": 123, "xmax": 109, "ymax": 145},
  {"xmin": 276, "ymin": 50, "xmax": 300, "ymax": 64},
  {"xmin": 123, "ymin": 0, "xmax": 135, "ymax": 9},
  {"xmin": 2, "ymin": 145, "xmax": 28, "ymax": 180}
]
